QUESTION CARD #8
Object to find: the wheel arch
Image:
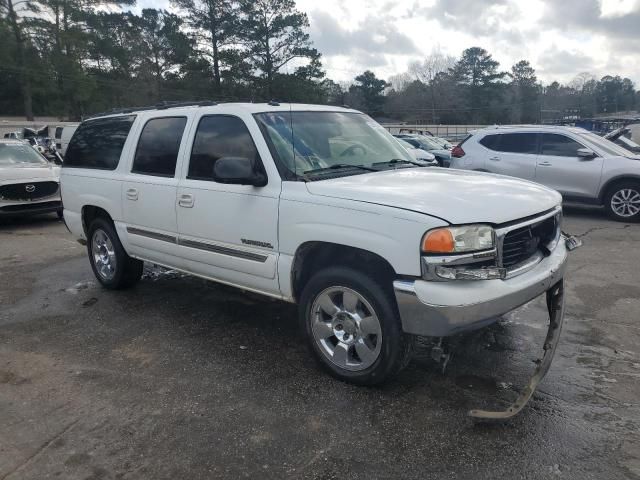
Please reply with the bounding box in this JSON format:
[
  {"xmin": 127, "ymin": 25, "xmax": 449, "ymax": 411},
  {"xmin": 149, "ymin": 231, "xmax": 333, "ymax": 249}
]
[
  {"xmin": 599, "ymin": 175, "xmax": 640, "ymax": 203},
  {"xmin": 290, "ymin": 241, "xmax": 398, "ymax": 303},
  {"xmin": 81, "ymin": 205, "xmax": 114, "ymax": 237}
]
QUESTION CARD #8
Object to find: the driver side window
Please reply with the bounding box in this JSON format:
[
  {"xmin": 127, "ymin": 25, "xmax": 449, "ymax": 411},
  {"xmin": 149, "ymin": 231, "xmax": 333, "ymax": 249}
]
[
  {"xmin": 188, "ymin": 115, "xmax": 262, "ymax": 182},
  {"xmin": 540, "ymin": 134, "xmax": 585, "ymax": 157}
]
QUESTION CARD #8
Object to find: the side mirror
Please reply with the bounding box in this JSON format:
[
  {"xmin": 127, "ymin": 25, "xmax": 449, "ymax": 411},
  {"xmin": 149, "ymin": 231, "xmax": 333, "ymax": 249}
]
[
  {"xmin": 577, "ymin": 148, "xmax": 596, "ymax": 160},
  {"xmin": 213, "ymin": 157, "xmax": 267, "ymax": 187}
]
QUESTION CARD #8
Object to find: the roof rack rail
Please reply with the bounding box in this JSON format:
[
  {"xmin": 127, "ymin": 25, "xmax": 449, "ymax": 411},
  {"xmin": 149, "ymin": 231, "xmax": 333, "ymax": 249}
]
[{"xmin": 85, "ymin": 100, "xmax": 218, "ymax": 120}]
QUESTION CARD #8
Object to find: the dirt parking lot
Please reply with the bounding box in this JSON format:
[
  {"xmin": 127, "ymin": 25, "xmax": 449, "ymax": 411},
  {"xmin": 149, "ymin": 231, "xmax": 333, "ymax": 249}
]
[{"xmin": 1, "ymin": 208, "xmax": 639, "ymax": 480}]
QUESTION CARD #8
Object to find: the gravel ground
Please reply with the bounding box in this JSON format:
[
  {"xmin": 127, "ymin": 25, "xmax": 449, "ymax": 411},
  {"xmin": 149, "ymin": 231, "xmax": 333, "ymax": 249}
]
[{"xmin": 0, "ymin": 207, "xmax": 639, "ymax": 480}]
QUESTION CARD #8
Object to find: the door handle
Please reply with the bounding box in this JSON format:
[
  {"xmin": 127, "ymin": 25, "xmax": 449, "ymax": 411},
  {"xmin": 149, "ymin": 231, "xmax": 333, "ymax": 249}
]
[
  {"xmin": 178, "ymin": 194, "xmax": 194, "ymax": 208},
  {"xmin": 489, "ymin": 156, "xmax": 500, "ymax": 162},
  {"xmin": 126, "ymin": 188, "xmax": 138, "ymax": 201},
  {"xmin": 538, "ymin": 161, "xmax": 552, "ymax": 167}
]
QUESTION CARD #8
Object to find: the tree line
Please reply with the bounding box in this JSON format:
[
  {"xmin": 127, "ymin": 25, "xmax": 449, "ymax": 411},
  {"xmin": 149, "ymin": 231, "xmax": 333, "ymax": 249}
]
[{"xmin": 1, "ymin": 0, "xmax": 638, "ymax": 123}]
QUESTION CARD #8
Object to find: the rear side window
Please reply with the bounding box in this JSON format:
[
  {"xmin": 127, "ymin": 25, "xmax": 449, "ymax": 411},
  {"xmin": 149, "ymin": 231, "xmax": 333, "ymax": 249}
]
[
  {"xmin": 540, "ymin": 134, "xmax": 584, "ymax": 157},
  {"xmin": 64, "ymin": 116, "xmax": 135, "ymax": 170},
  {"xmin": 494, "ymin": 133, "xmax": 538, "ymax": 154},
  {"xmin": 188, "ymin": 115, "xmax": 261, "ymax": 181},
  {"xmin": 132, "ymin": 117, "xmax": 187, "ymax": 177},
  {"xmin": 55, "ymin": 127, "xmax": 63, "ymax": 139},
  {"xmin": 479, "ymin": 134, "xmax": 500, "ymax": 150}
]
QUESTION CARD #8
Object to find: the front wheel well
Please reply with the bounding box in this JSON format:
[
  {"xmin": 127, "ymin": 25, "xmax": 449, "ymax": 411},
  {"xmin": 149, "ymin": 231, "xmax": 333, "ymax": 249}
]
[
  {"xmin": 81, "ymin": 205, "xmax": 113, "ymax": 237},
  {"xmin": 291, "ymin": 242, "xmax": 397, "ymax": 303}
]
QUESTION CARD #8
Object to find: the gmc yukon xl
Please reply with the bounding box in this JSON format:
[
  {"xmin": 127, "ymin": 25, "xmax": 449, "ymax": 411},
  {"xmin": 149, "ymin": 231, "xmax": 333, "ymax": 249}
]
[{"xmin": 61, "ymin": 103, "xmax": 580, "ymax": 418}]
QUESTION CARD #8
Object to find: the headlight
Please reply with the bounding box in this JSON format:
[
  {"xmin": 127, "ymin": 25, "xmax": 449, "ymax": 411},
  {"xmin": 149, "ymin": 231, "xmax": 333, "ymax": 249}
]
[{"xmin": 422, "ymin": 225, "xmax": 495, "ymax": 254}]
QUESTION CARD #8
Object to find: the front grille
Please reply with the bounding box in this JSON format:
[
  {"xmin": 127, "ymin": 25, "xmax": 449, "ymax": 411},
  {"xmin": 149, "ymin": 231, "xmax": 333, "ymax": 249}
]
[
  {"xmin": 501, "ymin": 216, "xmax": 557, "ymax": 267},
  {"xmin": 0, "ymin": 181, "xmax": 59, "ymax": 201},
  {"xmin": 0, "ymin": 200, "xmax": 61, "ymax": 212}
]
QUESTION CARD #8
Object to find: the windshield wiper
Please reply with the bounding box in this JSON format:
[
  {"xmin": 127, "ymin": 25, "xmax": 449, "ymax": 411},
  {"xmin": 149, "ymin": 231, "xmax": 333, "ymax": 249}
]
[
  {"xmin": 374, "ymin": 158, "xmax": 429, "ymax": 168},
  {"xmin": 304, "ymin": 163, "xmax": 379, "ymax": 175}
]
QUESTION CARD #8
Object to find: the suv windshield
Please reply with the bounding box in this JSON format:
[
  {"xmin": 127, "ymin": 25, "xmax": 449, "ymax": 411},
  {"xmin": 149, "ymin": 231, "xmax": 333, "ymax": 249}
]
[
  {"xmin": 578, "ymin": 132, "xmax": 637, "ymax": 157},
  {"xmin": 0, "ymin": 142, "xmax": 48, "ymax": 166},
  {"xmin": 255, "ymin": 111, "xmax": 414, "ymax": 179}
]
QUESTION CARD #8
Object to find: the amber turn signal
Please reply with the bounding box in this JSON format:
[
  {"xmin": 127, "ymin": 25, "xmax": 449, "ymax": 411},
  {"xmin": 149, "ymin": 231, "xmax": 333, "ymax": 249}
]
[{"xmin": 422, "ymin": 228, "xmax": 455, "ymax": 253}]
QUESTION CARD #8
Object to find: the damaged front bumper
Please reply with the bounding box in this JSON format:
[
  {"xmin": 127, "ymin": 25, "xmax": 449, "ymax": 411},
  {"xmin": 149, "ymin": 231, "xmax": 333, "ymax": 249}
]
[
  {"xmin": 468, "ymin": 280, "xmax": 565, "ymax": 419},
  {"xmin": 393, "ymin": 235, "xmax": 581, "ymax": 419}
]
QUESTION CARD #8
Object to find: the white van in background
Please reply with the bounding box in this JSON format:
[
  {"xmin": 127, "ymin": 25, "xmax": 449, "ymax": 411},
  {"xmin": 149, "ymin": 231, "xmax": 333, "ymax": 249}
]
[{"xmin": 59, "ymin": 124, "xmax": 79, "ymax": 156}]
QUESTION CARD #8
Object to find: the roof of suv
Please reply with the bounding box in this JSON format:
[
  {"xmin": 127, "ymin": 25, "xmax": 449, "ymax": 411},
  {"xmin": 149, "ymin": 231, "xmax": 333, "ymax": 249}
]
[
  {"xmin": 474, "ymin": 125, "xmax": 589, "ymax": 135},
  {"xmin": 85, "ymin": 102, "xmax": 359, "ymax": 121}
]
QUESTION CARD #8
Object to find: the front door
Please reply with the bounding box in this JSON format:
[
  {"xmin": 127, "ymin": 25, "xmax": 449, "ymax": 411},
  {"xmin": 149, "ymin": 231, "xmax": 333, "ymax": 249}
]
[
  {"xmin": 176, "ymin": 114, "xmax": 281, "ymax": 295},
  {"xmin": 535, "ymin": 133, "xmax": 604, "ymax": 199},
  {"xmin": 122, "ymin": 116, "xmax": 188, "ymax": 266}
]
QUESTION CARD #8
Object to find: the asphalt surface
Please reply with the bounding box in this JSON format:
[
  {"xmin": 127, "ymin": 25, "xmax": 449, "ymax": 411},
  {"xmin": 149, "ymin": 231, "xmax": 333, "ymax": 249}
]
[{"xmin": 1, "ymin": 208, "xmax": 639, "ymax": 479}]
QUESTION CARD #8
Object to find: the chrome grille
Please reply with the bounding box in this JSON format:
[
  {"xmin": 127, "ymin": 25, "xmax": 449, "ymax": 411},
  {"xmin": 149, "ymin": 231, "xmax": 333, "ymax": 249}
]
[
  {"xmin": 501, "ymin": 215, "xmax": 557, "ymax": 268},
  {"xmin": 0, "ymin": 181, "xmax": 59, "ymax": 201}
]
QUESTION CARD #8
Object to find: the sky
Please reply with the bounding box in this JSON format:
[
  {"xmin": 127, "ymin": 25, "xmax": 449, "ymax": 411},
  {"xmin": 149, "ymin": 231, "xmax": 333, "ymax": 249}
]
[
  {"xmin": 293, "ymin": 0, "xmax": 640, "ymax": 85},
  {"xmin": 136, "ymin": 0, "xmax": 640, "ymax": 86}
]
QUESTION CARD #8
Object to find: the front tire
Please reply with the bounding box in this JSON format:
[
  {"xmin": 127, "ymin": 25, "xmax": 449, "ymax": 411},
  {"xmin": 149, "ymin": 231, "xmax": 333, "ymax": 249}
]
[
  {"xmin": 299, "ymin": 267, "xmax": 412, "ymax": 385},
  {"xmin": 87, "ymin": 217, "xmax": 143, "ymax": 289},
  {"xmin": 605, "ymin": 181, "xmax": 640, "ymax": 222}
]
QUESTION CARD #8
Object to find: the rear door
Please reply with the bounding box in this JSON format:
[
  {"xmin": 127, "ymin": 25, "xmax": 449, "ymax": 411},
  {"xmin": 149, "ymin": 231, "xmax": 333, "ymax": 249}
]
[
  {"xmin": 121, "ymin": 116, "xmax": 189, "ymax": 266},
  {"xmin": 481, "ymin": 132, "xmax": 538, "ymax": 180},
  {"xmin": 535, "ymin": 133, "xmax": 604, "ymax": 199}
]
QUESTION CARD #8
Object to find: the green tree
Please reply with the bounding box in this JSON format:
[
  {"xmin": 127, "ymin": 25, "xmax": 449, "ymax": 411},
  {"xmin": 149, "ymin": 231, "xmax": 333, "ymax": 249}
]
[
  {"xmin": 171, "ymin": 0, "xmax": 238, "ymax": 90},
  {"xmin": 509, "ymin": 60, "xmax": 540, "ymax": 123},
  {"xmin": 349, "ymin": 70, "xmax": 388, "ymax": 114},
  {"xmin": 1, "ymin": 0, "xmax": 34, "ymax": 119},
  {"xmin": 136, "ymin": 9, "xmax": 192, "ymax": 101},
  {"xmin": 239, "ymin": 0, "xmax": 320, "ymax": 98},
  {"xmin": 450, "ymin": 47, "xmax": 507, "ymax": 123}
]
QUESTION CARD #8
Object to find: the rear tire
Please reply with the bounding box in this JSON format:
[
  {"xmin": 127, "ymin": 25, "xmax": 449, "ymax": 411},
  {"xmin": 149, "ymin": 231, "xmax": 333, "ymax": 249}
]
[
  {"xmin": 87, "ymin": 217, "xmax": 143, "ymax": 289},
  {"xmin": 604, "ymin": 181, "xmax": 640, "ymax": 222},
  {"xmin": 299, "ymin": 266, "xmax": 412, "ymax": 385}
]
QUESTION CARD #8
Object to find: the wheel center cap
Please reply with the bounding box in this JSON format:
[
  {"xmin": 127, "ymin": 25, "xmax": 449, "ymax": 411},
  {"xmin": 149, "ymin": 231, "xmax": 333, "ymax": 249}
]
[{"xmin": 334, "ymin": 312, "xmax": 358, "ymax": 338}]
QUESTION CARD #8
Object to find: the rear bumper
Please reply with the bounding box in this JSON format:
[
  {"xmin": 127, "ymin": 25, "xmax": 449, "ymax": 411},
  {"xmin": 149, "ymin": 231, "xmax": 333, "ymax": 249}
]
[
  {"xmin": 0, "ymin": 200, "xmax": 62, "ymax": 217},
  {"xmin": 393, "ymin": 239, "xmax": 568, "ymax": 337}
]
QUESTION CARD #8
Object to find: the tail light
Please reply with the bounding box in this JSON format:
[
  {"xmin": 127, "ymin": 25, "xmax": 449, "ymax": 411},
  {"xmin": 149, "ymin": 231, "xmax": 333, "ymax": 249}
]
[{"xmin": 451, "ymin": 145, "xmax": 465, "ymax": 158}]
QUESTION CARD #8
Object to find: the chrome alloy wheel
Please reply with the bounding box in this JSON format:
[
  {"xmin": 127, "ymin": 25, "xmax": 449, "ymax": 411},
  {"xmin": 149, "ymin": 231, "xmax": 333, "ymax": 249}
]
[
  {"xmin": 611, "ymin": 188, "xmax": 640, "ymax": 218},
  {"xmin": 310, "ymin": 287, "xmax": 383, "ymax": 371},
  {"xmin": 92, "ymin": 228, "xmax": 117, "ymax": 281}
]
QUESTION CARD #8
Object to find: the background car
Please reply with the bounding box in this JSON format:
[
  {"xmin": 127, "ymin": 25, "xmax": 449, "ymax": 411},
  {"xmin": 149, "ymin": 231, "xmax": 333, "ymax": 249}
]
[
  {"xmin": 449, "ymin": 125, "xmax": 640, "ymax": 221},
  {"xmin": 395, "ymin": 138, "xmax": 439, "ymax": 166},
  {"xmin": 394, "ymin": 134, "xmax": 452, "ymax": 167},
  {"xmin": 0, "ymin": 139, "xmax": 62, "ymax": 218},
  {"xmin": 605, "ymin": 126, "xmax": 640, "ymax": 154}
]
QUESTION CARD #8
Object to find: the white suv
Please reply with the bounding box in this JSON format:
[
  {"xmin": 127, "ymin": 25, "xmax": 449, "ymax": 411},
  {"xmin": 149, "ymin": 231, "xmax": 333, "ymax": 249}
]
[
  {"xmin": 450, "ymin": 125, "xmax": 640, "ymax": 221},
  {"xmin": 61, "ymin": 103, "xmax": 580, "ymax": 418}
]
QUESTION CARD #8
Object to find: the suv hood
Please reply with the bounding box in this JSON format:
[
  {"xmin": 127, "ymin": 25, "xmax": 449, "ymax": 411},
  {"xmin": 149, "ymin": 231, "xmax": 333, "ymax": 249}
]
[
  {"xmin": 305, "ymin": 168, "xmax": 561, "ymax": 224},
  {"xmin": 0, "ymin": 163, "xmax": 57, "ymax": 182}
]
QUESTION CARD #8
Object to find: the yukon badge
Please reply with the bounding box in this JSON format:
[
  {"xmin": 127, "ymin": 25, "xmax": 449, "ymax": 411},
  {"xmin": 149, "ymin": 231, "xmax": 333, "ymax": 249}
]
[{"xmin": 241, "ymin": 238, "xmax": 274, "ymax": 249}]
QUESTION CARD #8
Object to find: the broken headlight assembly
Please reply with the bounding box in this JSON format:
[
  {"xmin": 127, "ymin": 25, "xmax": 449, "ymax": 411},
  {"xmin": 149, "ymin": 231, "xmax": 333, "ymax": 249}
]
[{"xmin": 421, "ymin": 225, "xmax": 504, "ymax": 281}]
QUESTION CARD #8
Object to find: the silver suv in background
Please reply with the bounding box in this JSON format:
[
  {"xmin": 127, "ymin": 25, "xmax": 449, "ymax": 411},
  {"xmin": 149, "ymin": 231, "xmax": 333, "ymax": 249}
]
[{"xmin": 450, "ymin": 125, "xmax": 640, "ymax": 221}]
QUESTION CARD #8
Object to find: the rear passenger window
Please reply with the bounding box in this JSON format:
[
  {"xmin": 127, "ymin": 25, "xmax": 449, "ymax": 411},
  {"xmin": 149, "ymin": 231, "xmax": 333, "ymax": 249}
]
[
  {"xmin": 132, "ymin": 117, "xmax": 187, "ymax": 177},
  {"xmin": 64, "ymin": 116, "xmax": 135, "ymax": 170},
  {"xmin": 479, "ymin": 134, "xmax": 500, "ymax": 150},
  {"xmin": 540, "ymin": 134, "xmax": 584, "ymax": 157},
  {"xmin": 188, "ymin": 115, "xmax": 261, "ymax": 181},
  {"xmin": 494, "ymin": 133, "xmax": 538, "ymax": 154}
]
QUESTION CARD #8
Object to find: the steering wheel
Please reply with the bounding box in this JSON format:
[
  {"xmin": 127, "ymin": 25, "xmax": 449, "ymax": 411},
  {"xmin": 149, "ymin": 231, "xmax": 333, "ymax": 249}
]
[{"xmin": 339, "ymin": 144, "xmax": 368, "ymax": 157}]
